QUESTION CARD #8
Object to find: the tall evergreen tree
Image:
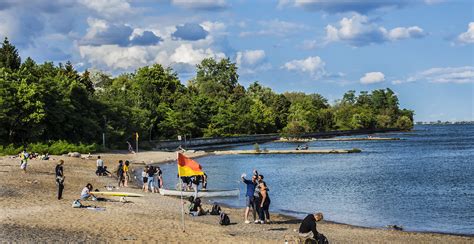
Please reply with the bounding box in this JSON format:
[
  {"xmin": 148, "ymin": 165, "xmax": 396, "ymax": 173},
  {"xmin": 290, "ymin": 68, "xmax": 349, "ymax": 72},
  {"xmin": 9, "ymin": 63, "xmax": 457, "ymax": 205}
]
[{"xmin": 0, "ymin": 37, "xmax": 21, "ymax": 70}]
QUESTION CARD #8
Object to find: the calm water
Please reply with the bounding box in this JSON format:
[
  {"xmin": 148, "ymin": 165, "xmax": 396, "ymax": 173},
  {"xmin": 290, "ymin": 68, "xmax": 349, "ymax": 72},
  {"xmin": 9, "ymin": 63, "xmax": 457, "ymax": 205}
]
[{"xmin": 158, "ymin": 125, "xmax": 474, "ymax": 235}]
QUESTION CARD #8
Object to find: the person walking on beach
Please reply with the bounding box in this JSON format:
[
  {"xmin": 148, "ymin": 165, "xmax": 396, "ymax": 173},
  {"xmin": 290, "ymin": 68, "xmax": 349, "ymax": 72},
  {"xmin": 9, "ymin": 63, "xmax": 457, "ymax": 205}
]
[
  {"xmin": 257, "ymin": 181, "xmax": 271, "ymax": 224},
  {"xmin": 117, "ymin": 160, "xmax": 125, "ymax": 188},
  {"xmin": 123, "ymin": 160, "xmax": 130, "ymax": 187},
  {"xmin": 20, "ymin": 149, "xmax": 29, "ymax": 173},
  {"xmin": 155, "ymin": 166, "xmax": 163, "ymax": 192},
  {"xmin": 147, "ymin": 166, "xmax": 157, "ymax": 193},
  {"xmin": 241, "ymin": 173, "xmax": 258, "ymax": 224},
  {"xmin": 298, "ymin": 213, "xmax": 326, "ymax": 242},
  {"xmin": 96, "ymin": 156, "xmax": 104, "ymax": 176},
  {"xmin": 55, "ymin": 160, "xmax": 65, "ymax": 200}
]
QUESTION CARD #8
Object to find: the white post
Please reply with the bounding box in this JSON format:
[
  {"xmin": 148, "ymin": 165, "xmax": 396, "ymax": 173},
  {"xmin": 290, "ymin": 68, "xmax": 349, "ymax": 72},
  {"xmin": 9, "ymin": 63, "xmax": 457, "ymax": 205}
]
[
  {"xmin": 136, "ymin": 133, "xmax": 139, "ymax": 153},
  {"xmin": 102, "ymin": 133, "xmax": 105, "ymax": 148},
  {"xmin": 177, "ymin": 152, "xmax": 185, "ymax": 232}
]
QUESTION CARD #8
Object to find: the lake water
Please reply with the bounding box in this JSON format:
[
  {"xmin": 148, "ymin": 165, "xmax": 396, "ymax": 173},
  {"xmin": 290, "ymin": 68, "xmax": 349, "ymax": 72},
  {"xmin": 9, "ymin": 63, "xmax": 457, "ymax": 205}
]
[{"xmin": 157, "ymin": 125, "xmax": 474, "ymax": 235}]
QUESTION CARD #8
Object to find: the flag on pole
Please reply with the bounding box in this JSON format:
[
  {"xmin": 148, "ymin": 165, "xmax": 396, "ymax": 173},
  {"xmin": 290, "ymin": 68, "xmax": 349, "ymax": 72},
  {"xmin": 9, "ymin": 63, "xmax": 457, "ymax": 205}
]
[{"xmin": 177, "ymin": 153, "xmax": 204, "ymax": 177}]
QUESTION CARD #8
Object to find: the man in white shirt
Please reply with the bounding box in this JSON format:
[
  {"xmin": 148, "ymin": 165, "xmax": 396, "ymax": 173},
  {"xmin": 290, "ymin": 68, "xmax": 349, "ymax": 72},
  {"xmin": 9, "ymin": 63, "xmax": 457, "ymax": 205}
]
[{"xmin": 96, "ymin": 156, "xmax": 104, "ymax": 176}]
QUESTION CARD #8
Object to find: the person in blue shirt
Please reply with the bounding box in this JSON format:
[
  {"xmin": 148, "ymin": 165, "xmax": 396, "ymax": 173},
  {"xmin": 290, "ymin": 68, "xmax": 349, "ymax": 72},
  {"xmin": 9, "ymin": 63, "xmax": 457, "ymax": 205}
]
[{"xmin": 241, "ymin": 173, "xmax": 258, "ymax": 224}]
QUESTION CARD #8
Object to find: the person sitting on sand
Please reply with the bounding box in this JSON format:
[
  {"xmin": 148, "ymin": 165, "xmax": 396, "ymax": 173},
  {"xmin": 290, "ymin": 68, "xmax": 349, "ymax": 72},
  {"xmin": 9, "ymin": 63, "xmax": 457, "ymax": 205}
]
[
  {"xmin": 80, "ymin": 183, "xmax": 95, "ymax": 200},
  {"xmin": 188, "ymin": 196, "xmax": 206, "ymax": 216},
  {"xmin": 101, "ymin": 166, "xmax": 111, "ymax": 176},
  {"xmin": 299, "ymin": 212, "xmax": 324, "ymax": 240}
]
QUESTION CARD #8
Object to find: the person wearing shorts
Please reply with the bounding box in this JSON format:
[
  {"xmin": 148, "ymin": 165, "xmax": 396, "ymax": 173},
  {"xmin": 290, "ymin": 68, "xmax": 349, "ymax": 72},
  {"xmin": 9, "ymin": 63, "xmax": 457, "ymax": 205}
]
[
  {"xmin": 142, "ymin": 166, "xmax": 148, "ymax": 192},
  {"xmin": 147, "ymin": 166, "xmax": 156, "ymax": 193},
  {"xmin": 241, "ymin": 173, "xmax": 258, "ymax": 223}
]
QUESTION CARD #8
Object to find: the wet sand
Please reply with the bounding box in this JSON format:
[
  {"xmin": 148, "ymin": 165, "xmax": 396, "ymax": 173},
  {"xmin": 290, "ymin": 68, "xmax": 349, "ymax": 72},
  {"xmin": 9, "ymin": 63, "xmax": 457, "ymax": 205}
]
[{"xmin": 0, "ymin": 151, "xmax": 472, "ymax": 243}]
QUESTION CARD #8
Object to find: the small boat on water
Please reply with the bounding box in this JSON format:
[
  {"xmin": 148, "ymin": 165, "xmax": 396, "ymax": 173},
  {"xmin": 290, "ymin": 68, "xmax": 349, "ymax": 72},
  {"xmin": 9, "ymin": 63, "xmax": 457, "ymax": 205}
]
[{"xmin": 159, "ymin": 188, "xmax": 239, "ymax": 198}]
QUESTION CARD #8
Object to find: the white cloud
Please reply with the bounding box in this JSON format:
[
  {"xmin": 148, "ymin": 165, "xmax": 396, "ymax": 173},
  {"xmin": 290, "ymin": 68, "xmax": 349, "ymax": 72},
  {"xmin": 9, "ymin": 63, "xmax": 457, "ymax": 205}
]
[
  {"xmin": 360, "ymin": 72, "xmax": 385, "ymax": 84},
  {"xmin": 240, "ymin": 19, "xmax": 306, "ymax": 37},
  {"xmin": 325, "ymin": 14, "xmax": 426, "ymax": 46},
  {"xmin": 79, "ymin": 0, "xmax": 134, "ymax": 19},
  {"xmin": 404, "ymin": 66, "xmax": 474, "ymax": 84},
  {"xmin": 278, "ymin": 0, "xmax": 407, "ymax": 13},
  {"xmin": 201, "ymin": 21, "xmax": 226, "ymax": 33},
  {"xmin": 171, "ymin": 0, "xmax": 227, "ymax": 10},
  {"xmin": 236, "ymin": 49, "xmax": 270, "ymax": 74},
  {"xmin": 457, "ymin": 22, "xmax": 474, "ymax": 44},
  {"xmin": 79, "ymin": 45, "xmax": 153, "ymax": 70},
  {"xmin": 169, "ymin": 43, "xmax": 225, "ymax": 65},
  {"xmin": 388, "ymin": 26, "xmax": 425, "ymax": 40},
  {"xmin": 282, "ymin": 56, "xmax": 326, "ymax": 79}
]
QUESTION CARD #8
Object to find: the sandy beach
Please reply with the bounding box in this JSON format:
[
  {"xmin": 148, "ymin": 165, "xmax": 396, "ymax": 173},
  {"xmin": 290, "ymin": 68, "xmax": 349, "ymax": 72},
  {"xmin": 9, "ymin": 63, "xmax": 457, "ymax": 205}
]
[{"xmin": 1, "ymin": 151, "xmax": 472, "ymax": 243}]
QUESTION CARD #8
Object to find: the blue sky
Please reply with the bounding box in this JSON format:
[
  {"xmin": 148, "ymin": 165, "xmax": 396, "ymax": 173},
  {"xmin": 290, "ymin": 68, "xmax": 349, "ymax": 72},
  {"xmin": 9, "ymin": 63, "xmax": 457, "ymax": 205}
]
[{"xmin": 0, "ymin": 0, "xmax": 472, "ymax": 121}]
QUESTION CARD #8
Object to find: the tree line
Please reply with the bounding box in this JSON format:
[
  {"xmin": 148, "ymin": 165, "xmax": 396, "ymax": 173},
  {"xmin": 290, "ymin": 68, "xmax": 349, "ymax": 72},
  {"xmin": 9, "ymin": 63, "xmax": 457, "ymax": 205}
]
[{"xmin": 0, "ymin": 37, "xmax": 414, "ymax": 148}]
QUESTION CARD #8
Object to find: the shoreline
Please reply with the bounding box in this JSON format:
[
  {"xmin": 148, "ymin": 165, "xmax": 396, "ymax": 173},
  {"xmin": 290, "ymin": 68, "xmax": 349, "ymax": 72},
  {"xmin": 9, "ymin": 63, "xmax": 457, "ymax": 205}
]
[
  {"xmin": 1, "ymin": 151, "xmax": 472, "ymax": 242},
  {"xmin": 132, "ymin": 151, "xmax": 472, "ymax": 238}
]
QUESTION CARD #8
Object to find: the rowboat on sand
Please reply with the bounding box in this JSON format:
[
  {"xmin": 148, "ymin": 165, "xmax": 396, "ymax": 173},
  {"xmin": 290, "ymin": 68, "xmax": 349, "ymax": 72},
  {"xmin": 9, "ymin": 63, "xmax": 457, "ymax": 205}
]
[{"xmin": 159, "ymin": 188, "xmax": 239, "ymax": 198}]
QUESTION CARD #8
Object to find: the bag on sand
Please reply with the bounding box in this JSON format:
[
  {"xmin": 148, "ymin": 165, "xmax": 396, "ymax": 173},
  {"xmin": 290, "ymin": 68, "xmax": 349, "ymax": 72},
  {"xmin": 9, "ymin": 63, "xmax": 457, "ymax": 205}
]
[
  {"xmin": 210, "ymin": 204, "xmax": 221, "ymax": 215},
  {"xmin": 72, "ymin": 199, "xmax": 82, "ymax": 208},
  {"xmin": 219, "ymin": 212, "xmax": 230, "ymax": 226}
]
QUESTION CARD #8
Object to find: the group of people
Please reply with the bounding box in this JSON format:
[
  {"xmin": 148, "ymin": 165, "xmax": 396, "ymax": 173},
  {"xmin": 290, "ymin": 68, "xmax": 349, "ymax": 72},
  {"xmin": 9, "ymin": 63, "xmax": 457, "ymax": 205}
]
[
  {"xmin": 95, "ymin": 156, "xmax": 111, "ymax": 176},
  {"xmin": 116, "ymin": 160, "xmax": 131, "ymax": 188},
  {"xmin": 241, "ymin": 170, "xmax": 271, "ymax": 224},
  {"xmin": 142, "ymin": 165, "xmax": 163, "ymax": 193},
  {"xmin": 180, "ymin": 174, "xmax": 207, "ymax": 192}
]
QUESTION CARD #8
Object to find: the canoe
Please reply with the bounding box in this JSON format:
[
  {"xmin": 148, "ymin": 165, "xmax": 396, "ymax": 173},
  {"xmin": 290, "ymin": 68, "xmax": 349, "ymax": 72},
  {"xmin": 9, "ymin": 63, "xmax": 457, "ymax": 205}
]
[
  {"xmin": 93, "ymin": 192, "xmax": 144, "ymax": 197},
  {"xmin": 159, "ymin": 188, "xmax": 239, "ymax": 198}
]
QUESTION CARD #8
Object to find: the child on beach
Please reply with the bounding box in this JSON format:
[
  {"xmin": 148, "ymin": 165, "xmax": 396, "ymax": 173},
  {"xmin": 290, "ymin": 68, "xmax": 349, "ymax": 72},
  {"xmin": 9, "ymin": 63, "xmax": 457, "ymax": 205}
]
[
  {"xmin": 142, "ymin": 166, "xmax": 149, "ymax": 192},
  {"xmin": 123, "ymin": 161, "xmax": 130, "ymax": 187},
  {"xmin": 19, "ymin": 150, "xmax": 29, "ymax": 173}
]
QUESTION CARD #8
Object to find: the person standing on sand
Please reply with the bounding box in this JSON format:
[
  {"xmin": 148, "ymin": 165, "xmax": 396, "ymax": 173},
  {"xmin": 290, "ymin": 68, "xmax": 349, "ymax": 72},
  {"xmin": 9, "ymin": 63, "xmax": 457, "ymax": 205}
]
[
  {"xmin": 257, "ymin": 181, "xmax": 271, "ymax": 224},
  {"xmin": 298, "ymin": 213, "xmax": 324, "ymax": 241},
  {"xmin": 147, "ymin": 165, "xmax": 157, "ymax": 193},
  {"xmin": 123, "ymin": 160, "xmax": 130, "ymax": 187},
  {"xmin": 155, "ymin": 166, "xmax": 163, "ymax": 192},
  {"xmin": 241, "ymin": 173, "xmax": 258, "ymax": 224},
  {"xmin": 55, "ymin": 160, "xmax": 65, "ymax": 200},
  {"xmin": 142, "ymin": 166, "xmax": 149, "ymax": 192},
  {"xmin": 117, "ymin": 160, "xmax": 125, "ymax": 188},
  {"xmin": 96, "ymin": 156, "xmax": 104, "ymax": 176}
]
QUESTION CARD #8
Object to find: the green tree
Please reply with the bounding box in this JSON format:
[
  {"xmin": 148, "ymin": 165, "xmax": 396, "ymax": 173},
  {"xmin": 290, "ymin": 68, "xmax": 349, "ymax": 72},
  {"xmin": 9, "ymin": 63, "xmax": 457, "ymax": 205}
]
[
  {"xmin": 396, "ymin": 116, "xmax": 413, "ymax": 130},
  {"xmin": 0, "ymin": 37, "xmax": 21, "ymax": 70}
]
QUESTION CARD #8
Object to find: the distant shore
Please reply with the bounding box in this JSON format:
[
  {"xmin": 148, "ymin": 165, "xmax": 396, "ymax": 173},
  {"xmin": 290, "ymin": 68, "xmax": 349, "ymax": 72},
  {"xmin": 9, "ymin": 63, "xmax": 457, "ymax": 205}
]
[{"xmin": 1, "ymin": 151, "xmax": 472, "ymax": 242}]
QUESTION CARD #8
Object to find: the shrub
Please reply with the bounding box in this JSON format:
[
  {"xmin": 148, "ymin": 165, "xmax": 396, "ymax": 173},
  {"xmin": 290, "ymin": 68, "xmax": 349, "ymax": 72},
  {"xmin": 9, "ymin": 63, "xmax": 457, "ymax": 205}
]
[
  {"xmin": 0, "ymin": 144, "xmax": 23, "ymax": 155},
  {"xmin": 254, "ymin": 143, "xmax": 260, "ymax": 152}
]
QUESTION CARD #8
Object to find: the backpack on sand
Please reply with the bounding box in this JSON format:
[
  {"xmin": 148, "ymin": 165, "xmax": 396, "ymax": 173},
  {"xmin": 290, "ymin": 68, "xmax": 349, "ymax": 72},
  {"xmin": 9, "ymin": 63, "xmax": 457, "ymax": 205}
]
[
  {"xmin": 72, "ymin": 199, "xmax": 82, "ymax": 208},
  {"xmin": 210, "ymin": 204, "xmax": 221, "ymax": 215},
  {"xmin": 219, "ymin": 212, "xmax": 230, "ymax": 226}
]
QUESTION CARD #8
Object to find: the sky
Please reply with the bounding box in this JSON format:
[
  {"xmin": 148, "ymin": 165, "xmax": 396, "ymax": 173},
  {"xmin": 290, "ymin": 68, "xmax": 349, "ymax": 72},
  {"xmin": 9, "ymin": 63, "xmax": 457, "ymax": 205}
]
[{"xmin": 0, "ymin": 0, "xmax": 473, "ymax": 121}]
